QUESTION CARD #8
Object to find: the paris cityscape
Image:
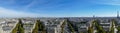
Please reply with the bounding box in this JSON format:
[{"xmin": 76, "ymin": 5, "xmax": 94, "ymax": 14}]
[
  {"xmin": 1, "ymin": 14, "xmax": 120, "ymax": 33},
  {"xmin": 1, "ymin": 0, "xmax": 120, "ymax": 33}
]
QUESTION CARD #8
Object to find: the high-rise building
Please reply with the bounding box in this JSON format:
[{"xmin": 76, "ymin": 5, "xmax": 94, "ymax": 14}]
[{"xmin": 117, "ymin": 11, "xmax": 119, "ymax": 18}]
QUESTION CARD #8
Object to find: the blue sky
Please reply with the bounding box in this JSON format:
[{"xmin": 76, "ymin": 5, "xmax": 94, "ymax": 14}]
[{"xmin": 0, "ymin": 0, "xmax": 120, "ymax": 17}]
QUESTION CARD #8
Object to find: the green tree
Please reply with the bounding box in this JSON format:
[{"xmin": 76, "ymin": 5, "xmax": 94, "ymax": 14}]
[
  {"xmin": 61, "ymin": 20, "xmax": 66, "ymax": 33},
  {"xmin": 32, "ymin": 20, "xmax": 46, "ymax": 33},
  {"xmin": 117, "ymin": 26, "xmax": 120, "ymax": 33},
  {"xmin": 94, "ymin": 20, "xmax": 106, "ymax": 33},
  {"xmin": 38, "ymin": 20, "xmax": 46, "ymax": 33},
  {"xmin": 88, "ymin": 21, "xmax": 94, "ymax": 33},
  {"xmin": 67, "ymin": 19, "xmax": 75, "ymax": 33},
  {"xmin": 110, "ymin": 20, "xmax": 115, "ymax": 33},
  {"xmin": 11, "ymin": 19, "xmax": 24, "ymax": 33},
  {"xmin": 18, "ymin": 19, "xmax": 24, "ymax": 33},
  {"xmin": 32, "ymin": 20, "xmax": 39, "ymax": 33},
  {"xmin": 11, "ymin": 22, "xmax": 19, "ymax": 33}
]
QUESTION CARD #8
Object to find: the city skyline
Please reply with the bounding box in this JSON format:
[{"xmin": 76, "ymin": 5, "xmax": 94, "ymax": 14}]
[{"xmin": 0, "ymin": 0, "xmax": 120, "ymax": 17}]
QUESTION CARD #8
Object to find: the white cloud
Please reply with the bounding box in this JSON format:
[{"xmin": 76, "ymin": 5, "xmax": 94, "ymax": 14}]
[
  {"xmin": 91, "ymin": 0, "xmax": 120, "ymax": 5},
  {"xmin": 0, "ymin": 7, "xmax": 48, "ymax": 17},
  {"xmin": 25, "ymin": 0, "xmax": 36, "ymax": 8}
]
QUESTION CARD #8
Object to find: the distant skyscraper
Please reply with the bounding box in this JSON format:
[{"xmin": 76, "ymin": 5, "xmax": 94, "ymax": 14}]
[
  {"xmin": 93, "ymin": 15, "xmax": 95, "ymax": 20},
  {"xmin": 117, "ymin": 11, "xmax": 119, "ymax": 18},
  {"xmin": 93, "ymin": 15, "xmax": 95, "ymax": 18}
]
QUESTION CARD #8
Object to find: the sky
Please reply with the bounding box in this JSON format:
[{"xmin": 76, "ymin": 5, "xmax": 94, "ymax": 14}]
[{"xmin": 0, "ymin": 0, "xmax": 120, "ymax": 17}]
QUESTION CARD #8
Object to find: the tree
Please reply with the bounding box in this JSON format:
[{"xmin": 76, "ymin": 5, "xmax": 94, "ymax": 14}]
[
  {"xmin": 19, "ymin": 24, "xmax": 24, "ymax": 33},
  {"xmin": 61, "ymin": 20, "xmax": 66, "ymax": 33},
  {"xmin": 32, "ymin": 20, "xmax": 39, "ymax": 33},
  {"xmin": 88, "ymin": 20, "xmax": 94, "ymax": 33},
  {"xmin": 67, "ymin": 19, "xmax": 75, "ymax": 33},
  {"xmin": 11, "ymin": 22, "xmax": 19, "ymax": 33},
  {"xmin": 11, "ymin": 19, "xmax": 24, "ymax": 33},
  {"xmin": 38, "ymin": 20, "xmax": 46, "ymax": 33},
  {"xmin": 110, "ymin": 20, "xmax": 115, "ymax": 33},
  {"xmin": 32, "ymin": 20, "xmax": 46, "ymax": 33},
  {"xmin": 117, "ymin": 26, "xmax": 120, "ymax": 33},
  {"xmin": 18, "ymin": 19, "xmax": 24, "ymax": 33},
  {"xmin": 94, "ymin": 20, "xmax": 106, "ymax": 33}
]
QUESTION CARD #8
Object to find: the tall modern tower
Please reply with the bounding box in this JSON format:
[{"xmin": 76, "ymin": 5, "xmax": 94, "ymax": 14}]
[
  {"xmin": 93, "ymin": 15, "xmax": 95, "ymax": 18},
  {"xmin": 93, "ymin": 15, "xmax": 95, "ymax": 20},
  {"xmin": 117, "ymin": 11, "xmax": 119, "ymax": 18}
]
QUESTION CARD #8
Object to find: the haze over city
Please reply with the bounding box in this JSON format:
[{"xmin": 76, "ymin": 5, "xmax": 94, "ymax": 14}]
[{"xmin": 0, "ymin": 0, "xmax": 120, "ymax": 17}]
